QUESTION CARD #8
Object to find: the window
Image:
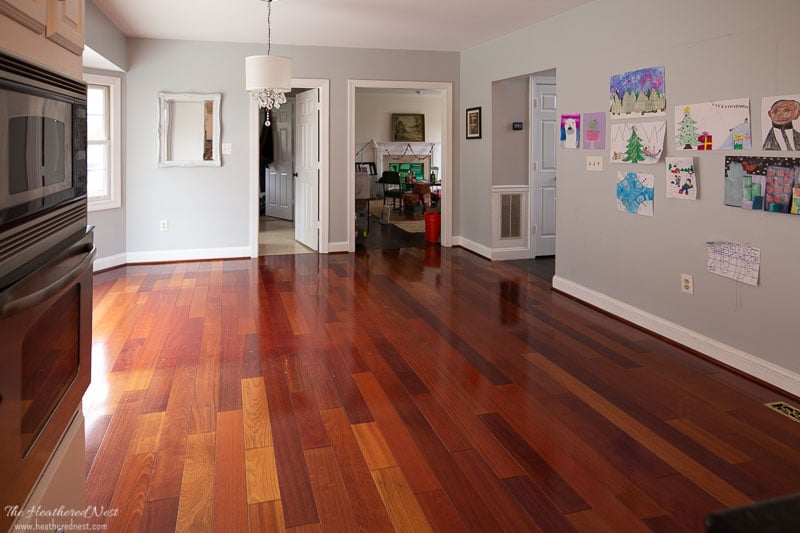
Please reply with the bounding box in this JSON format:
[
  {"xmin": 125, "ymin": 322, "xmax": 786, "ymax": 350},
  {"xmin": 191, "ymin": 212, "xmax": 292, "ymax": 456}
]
[{"xmin": 83, "ymin": 73, "xmax": 121, "ymax": 211}]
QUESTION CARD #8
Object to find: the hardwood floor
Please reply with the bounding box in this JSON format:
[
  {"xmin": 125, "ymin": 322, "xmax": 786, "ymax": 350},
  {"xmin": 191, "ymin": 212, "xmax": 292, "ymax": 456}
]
[{"xmin": 86, "ymin": 247, "xmax": 800, "ymax": 532}]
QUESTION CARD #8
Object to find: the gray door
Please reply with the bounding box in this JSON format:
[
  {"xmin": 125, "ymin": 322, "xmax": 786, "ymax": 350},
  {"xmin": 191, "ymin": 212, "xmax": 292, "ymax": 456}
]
[
  {"xmin": 532, "ymin": 79, "xmax": 557, "ymax": 257},
  {"xmin": 265, "ymin": 103, "xmax": 294, "ymax": 220}
]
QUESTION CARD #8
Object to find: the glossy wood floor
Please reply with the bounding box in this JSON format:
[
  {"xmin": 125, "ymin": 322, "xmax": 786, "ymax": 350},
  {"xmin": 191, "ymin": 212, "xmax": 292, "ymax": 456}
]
[{"xmin": 86, "ymin": 246, "xmax": 800, "ymax": 532}]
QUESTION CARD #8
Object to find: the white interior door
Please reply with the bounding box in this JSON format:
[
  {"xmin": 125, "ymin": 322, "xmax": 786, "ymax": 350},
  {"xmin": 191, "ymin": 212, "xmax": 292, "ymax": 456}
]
[
  {"xmin": 532, "ymin": 79, "xmax": 557, "ymax": 257},
  {"xmin": 265, "ymin": 103, "xmax": 294, "ymax": 220},
  {"xmin": 295, "ymin": 89, "xmax": 319, "ymax": 250}
]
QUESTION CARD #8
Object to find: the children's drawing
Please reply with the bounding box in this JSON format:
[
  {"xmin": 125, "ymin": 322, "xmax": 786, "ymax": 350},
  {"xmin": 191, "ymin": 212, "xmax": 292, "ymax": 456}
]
[
  {"xmin": 582, "ymin": 112, "xmax": 606, "ymax": 150},
  {"xmin": 761, "ymin": 95, "xmax": 800, "ymax": 151},
  {"xmin": 724, "ymin": 156, "xmax": 800, "ymax": 215},
  {"xmin": 665, "ymin": 157, "xmax": 696, "ymax": 200},
  {"xmin": 791, "ymin": 187, "xmax": 800, "ymax": 215},
  {"xmin": 609, "ymin": 66, "xmax": 666, "ymax": 119},
  {"xmin": 610, "ymin": 121, "xmax": 666, "ymax": 164},
  {"xmin": 674, "ymin": 98, "xmax": 751, "ymax": 151},
  {"xmin": 616, "ymin": 171, "xmax": 654, "ymax": 216},
  {"xmin": 706, "ymin": 242, "xmax": 760, "ymax": 287},
  {"xmin": 560, "ymin": 114, "xmax": 580, "ymax": 149}
]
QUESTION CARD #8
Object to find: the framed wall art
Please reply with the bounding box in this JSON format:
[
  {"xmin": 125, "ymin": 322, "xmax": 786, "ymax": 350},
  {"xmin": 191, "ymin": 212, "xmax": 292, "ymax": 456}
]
[
  {"xmin": 466, "ymin": 107, "xmax": 482, "ymax": 139},
  {"xmin": 391, "ymin": 113, "xmax": 425, "ymax": 142}
]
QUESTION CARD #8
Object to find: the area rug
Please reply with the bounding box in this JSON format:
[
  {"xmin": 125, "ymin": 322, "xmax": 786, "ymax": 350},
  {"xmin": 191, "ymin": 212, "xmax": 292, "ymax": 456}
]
[{"xmin": 368, "ymin": 200, "xmax": 425, "ymax": 233}]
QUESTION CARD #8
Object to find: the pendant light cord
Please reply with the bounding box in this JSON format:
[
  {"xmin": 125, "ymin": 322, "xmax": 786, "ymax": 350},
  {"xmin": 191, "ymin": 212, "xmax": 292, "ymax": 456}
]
[{"xmin": 267, "ymin": 0, "xmax": 272, "ymax": 55}]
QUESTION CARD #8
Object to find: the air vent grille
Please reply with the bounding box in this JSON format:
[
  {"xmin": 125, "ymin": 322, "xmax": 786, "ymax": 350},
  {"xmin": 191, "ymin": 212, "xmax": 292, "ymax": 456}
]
[{"xmin": 500, "ymin": 193, "xmax": 522, "ymax": 240}]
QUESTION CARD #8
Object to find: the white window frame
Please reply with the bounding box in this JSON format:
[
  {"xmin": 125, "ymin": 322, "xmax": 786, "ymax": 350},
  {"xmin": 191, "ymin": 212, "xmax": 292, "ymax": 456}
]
[{"xmin": 83, "ymin": 73, "xmax": 122, "ymax": 211}]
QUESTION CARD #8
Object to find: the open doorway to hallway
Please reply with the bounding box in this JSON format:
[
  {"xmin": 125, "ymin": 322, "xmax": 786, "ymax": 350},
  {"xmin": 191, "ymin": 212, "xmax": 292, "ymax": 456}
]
[{"xmin": 254, "ymin": 82, "xmax": 329, "ymax": 257}]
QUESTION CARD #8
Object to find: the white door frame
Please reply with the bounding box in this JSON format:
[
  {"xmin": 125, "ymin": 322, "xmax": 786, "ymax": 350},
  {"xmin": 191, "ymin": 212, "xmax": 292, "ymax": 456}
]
[
  {"xmin": 530, "ymin": 74, "xmax": 557, "ymax": 258},
  {"xmin": 347, "ymin": 80, "xmax": 453, "ymax": 252},
  {"xmin": 250, "ymin": 78, "xmax": 330, "ymax": 257}
]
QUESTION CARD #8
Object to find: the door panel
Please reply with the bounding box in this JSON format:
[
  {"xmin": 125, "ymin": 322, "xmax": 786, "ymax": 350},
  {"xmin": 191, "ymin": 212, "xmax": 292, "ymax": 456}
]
[
  {"xmin": 265, "ymin": 104, "xmax": 294, "ymax": 220},
  {"xmin": 294, "ymin": 89, "xmax": 319, "ymax": 251},
  {"xmin": 532, "ymin": 80, "xmax": 557, "ymax": 257}
]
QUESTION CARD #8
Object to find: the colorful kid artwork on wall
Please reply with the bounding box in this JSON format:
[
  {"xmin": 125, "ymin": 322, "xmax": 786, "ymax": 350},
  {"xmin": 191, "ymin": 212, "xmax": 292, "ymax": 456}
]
[
  {"xmin": 582, "ymin": 112, "xmax": 606, "ymax": 150},
  {"xmin": 616, "ymin": 171, "xmax": 654, "ymax": 216},
  {"xmin": 610, "ymin": 66, "xmax": 666, "ymax": 119},
  {"xmin": 724, "ymin": 156, "xmax": 800, "ymax": 214},
  {"xmin": 665, "ymin": 157, "xmax": 697, "ymax": 200},
  {"xmin": 674, "ymin": 98, "xmax": 751, "ymax": 151},
  {"xmin": 610, "ymin": 121, "xmax": 666, "ymax": 164},
  {"xmin": 560, "ymin": 114, "xmax": 581, "ymax": 148},
  {"xmin": 761, "ymin": 95, "xmax": 800, "ymax": 151}
]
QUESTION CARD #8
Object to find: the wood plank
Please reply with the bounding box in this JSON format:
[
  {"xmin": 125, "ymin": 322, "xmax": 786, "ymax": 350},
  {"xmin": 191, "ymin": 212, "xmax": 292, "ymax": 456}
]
[
  {"xmin": 147, "ymin": 407, "xmax": 189, "ymax": 501},
  {"xmin": 213, "ymin": 410, "xmax": 248, "ymax": 533},
  {"xmin": 291, "ymin": 390, "xmax": 330, "ymax": 450},
  {"xmin": 351, "ymin": 422, "xmax": 397, "ymax": 470},
  {"xmin": 668, "ymin": 417, "xmax": 752, "ymax": 465},
  {"xmin": 140, "ymin": 498, "xmax": 179, "ymax": 533},
  {"xmin": 319, "ymin": 407, "xmax": 395, "ymax": 531},
  {"xmin": 303, "ymin": 447, "xmax": 360, "ymax": 532},
  {"xmin": 242, "ymin": 377, "xmax": 273, "ymax": 449},
  {"xmin": 107, "ymin": 452, "xmax": 154, "ymax": 532},
  {"xmin": 248, "ymin": 501, "xmax": 285, "ymax": 532},
  {"xmin": 130, "ymin": 412, "xmax": 164, "ymax": 455},
  {"xmin": 371, "ymin": 466, "xmax": 433, "ymax": 533},
  {"xmin": 175, "ymin": 432, "xmax": 215, "ymax": 531},
  {"xmin": 415, "ymin": 490, "xmax": 469, "ymax": 533},
  {"xmin": 245, "ymin": 446, "xmax": 281, "ymax": 504}
]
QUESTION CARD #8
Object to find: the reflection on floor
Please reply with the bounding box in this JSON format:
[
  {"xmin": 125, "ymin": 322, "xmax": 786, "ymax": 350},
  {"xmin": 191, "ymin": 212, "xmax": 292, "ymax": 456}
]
[
  {"xmin": 506, "ymin": 255, "xmax": 555, "ymax": 282},
  {"xmin": 259, "ymin": 217, "xmax": 316, "ymax": 256},
  {"xmin": 356, "ymin": 212, "xmax": 426, "ymax": 251}
]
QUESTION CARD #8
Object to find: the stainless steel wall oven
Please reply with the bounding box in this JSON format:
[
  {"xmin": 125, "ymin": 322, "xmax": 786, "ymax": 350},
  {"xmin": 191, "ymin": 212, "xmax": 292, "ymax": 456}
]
[{"xmin": 0, "ymin": 51, "xmax": 93, "ymax": 530}]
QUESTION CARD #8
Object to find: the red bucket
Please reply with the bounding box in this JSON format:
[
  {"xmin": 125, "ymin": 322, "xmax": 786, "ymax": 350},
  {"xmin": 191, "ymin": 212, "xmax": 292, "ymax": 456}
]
[{"xmin": 424, "ymin": 212, "xmax": 441, "ymax": 243}]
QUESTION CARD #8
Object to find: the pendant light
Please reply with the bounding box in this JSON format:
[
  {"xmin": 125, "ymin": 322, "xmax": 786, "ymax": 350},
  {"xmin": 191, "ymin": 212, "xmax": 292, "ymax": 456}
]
[{"xmin": 246, "ymin": 0, "xmax": 291, "ymax": 126}]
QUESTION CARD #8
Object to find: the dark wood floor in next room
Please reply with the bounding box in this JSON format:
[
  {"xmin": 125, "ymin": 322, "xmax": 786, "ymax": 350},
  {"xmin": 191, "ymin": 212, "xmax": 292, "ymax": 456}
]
[{"xmin": 85, "ymin": 246, "xmax": 800, "ymax": 531}]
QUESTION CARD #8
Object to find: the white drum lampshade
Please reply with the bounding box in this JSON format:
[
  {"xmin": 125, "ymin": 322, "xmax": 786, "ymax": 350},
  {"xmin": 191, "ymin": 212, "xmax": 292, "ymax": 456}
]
[{"xmin": 245, "ymin": 55, "xmax": 292, "ymax": 92}]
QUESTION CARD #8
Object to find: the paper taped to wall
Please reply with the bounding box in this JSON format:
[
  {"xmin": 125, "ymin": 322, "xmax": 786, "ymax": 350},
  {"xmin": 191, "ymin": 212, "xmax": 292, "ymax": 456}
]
[{"xmin": 706, "ymin": 241, "xmax": 760, "ymax": 287}]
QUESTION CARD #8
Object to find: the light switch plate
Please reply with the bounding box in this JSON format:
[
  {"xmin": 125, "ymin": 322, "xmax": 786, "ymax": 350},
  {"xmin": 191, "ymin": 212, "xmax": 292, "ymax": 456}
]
[
  {"xmin": 222, "ymin": 143, "xmax": 232, "ymax": 155},
  {"xmin": 586, "ymin": 156, "xmax": 603, "ymax": 171}
]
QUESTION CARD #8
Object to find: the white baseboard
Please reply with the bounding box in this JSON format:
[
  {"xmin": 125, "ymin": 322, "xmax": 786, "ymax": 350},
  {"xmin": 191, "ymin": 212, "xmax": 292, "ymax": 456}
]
[
  {"xmin": 125, "ymin": 246, "xmax": 251, "ymax": 264},
  {"xmin": 93, "ymin": 253, "xmax": 127, "ymax": 272},
  {"xmin": 452, "ymin": 236, "xmax": 492, "ymax": 259},
  {"xmin": 553, "ymin": 275, "xmax": 800, "ymax": 398},
  {"xmin": 491, "ymin": 247, "xmax": 531, "ymax": 261},
  {"xmin": 327, "ymin": 241, "xmax": 350, "ymax": 253}
]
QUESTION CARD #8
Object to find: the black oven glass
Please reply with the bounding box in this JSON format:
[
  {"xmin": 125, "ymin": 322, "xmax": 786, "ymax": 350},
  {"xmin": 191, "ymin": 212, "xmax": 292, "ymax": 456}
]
[{"xmin": 20, "ymin": 285, "xmax": 80, "ymax": 456}]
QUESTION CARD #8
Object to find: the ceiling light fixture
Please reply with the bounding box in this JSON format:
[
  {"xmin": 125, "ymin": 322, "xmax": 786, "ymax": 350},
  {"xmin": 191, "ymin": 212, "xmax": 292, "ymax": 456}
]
[{"xmin": 246, "ymin": 0, "xmax": 291, "ymax": 126}]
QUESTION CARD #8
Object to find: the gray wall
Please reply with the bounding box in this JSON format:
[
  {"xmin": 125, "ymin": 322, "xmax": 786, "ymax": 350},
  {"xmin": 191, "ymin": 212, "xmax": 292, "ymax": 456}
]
[
  {"xmin": 460, "ymin": 0, "xmax": 800, "ymax": 374},
  {"xmin": 85, "ymin": 1, "xmax": 128, "ymax": 261},
  {"xmin": 124, "ymin": 39, "xmax": 459, "ymax": 252},
  {"xmin": 491, "ymin": 76, "xmax": 528, "ymax": 186},
  {"xmin": 85, "ymin": 0, "xmax": 127, "ymax": 70}
]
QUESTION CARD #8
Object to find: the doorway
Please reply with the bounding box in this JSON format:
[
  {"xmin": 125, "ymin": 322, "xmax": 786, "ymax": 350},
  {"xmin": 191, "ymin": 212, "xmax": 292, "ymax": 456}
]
[
  {"xmin": 250, "ymin": 79, "xmax": 330, "ymax": 257},
  {"xmin": 347, "ymin": 80, "xmax": 453, "ymax": 253}
]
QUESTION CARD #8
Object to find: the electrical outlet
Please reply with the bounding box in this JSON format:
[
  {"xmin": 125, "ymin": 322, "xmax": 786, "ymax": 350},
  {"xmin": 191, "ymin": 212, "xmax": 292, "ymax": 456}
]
[
  {"xmin": 681, "ymin": 273, "xmax": 694, "ymax": 295},
  {"xmin": 159, "ymin": 220, "xmax": 168, "ymax": 232},
  {"xmin": 586, "ymin": 156, "xmax": 603, "ymax": 171}
]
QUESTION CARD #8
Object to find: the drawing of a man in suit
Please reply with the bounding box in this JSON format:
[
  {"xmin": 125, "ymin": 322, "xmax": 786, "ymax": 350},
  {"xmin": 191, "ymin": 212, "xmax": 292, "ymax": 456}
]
[{"xmin": 762, "ymin": 99, "xmax": 800, "ymax": 151}]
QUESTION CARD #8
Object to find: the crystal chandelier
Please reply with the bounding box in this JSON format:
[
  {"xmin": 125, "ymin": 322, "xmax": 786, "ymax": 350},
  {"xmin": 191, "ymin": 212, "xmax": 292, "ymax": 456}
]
[{"xmin": 246, "ymin": 0, "xmax": 291, "ymax": 126}]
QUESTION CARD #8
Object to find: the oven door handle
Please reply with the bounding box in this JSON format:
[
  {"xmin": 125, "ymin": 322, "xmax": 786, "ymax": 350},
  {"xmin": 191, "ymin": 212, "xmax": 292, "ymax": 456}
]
[{"xmin": 1, "ymin": 244, "xmax": 96, "ymax": 318}]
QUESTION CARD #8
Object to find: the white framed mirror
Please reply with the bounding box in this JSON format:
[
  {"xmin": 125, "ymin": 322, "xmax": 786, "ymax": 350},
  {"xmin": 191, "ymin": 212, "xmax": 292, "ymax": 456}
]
[{"xmin": 158, "ymin": 92, "xmax": 221, "ymax": 167}]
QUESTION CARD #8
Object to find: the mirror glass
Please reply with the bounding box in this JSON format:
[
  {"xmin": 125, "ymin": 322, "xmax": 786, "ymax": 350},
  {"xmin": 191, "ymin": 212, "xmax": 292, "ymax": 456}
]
[{"xmin": 158, "ymin": 92, "xmax": 221, "ymax": 167}]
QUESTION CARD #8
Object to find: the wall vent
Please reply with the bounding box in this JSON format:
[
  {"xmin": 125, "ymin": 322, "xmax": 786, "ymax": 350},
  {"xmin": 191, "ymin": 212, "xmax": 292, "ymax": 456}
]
[
  {"xmin": 765, "ymin": 401, "xmax": 800, "ymax": 424},
  {"xmin": 500, "ymin": 193, "xmax": 522, "ymax": 240}
]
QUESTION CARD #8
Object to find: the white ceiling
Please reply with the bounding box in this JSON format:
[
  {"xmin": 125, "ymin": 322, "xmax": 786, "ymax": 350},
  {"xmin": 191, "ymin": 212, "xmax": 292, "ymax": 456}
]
[{"xmin": 90, "ymin": 0, "xmax": 593, "ymax": 52}]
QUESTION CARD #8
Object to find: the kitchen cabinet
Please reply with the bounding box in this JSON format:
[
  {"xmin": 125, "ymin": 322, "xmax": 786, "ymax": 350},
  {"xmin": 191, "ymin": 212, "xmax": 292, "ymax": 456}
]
[
  {"xmin": 46, "ymin": 0, "xmax": 83, "ymax": 55},
  {"xmin": 0, "ymin": 0, "xmax": 47, "ymax": 33}
]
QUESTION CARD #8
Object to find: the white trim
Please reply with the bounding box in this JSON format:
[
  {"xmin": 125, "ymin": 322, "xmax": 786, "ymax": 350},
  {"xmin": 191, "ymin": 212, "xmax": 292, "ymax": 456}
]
[
  {"xmin": 553, "ymin": 275, "xmax": 800, "ymax": 398},
  {"xmin": 452, "ymin": 236, "xmax": 492, "ymax": 260},
  {"xmin": 327, "ymin": 241, "xmax": 350, "ymax": 253},
  {"xmin": 492, "ymin": 247, "xmax": 531, "ymax": 261},
  {"xmin": 348, "ymin": 79, "xmax": 453, "ymax": 252},
  {"xmin": 83, "ymin": 73, "xmax": 122, "ymax": 212},
  {"xmin": 93, "ymin": 253, "xmax": 127, "ymax": 272},
  {"xmin": 250, "ymin": 78, "xmax": 330, "ymax": 258},
  {"xmin": 126, "ymin": 246, "xmax": 250, "ymax": 264}
]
